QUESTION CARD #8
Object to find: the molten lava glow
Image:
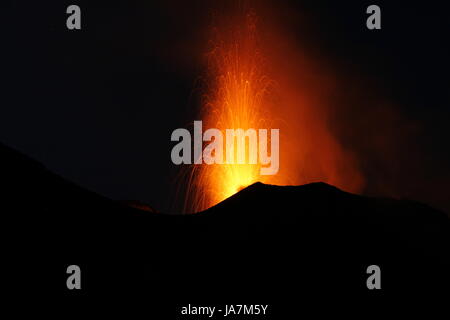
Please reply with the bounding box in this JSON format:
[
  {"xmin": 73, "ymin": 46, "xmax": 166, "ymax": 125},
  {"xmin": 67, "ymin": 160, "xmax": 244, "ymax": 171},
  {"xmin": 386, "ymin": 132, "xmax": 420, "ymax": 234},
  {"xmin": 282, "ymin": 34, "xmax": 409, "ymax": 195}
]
[
  {"xmin": 185, "ymin": 10, "xmax": 365, "ymax": 213},
  {"xmin": 187, "ymin": 13, "xmax": 278, "ymax": 212}
]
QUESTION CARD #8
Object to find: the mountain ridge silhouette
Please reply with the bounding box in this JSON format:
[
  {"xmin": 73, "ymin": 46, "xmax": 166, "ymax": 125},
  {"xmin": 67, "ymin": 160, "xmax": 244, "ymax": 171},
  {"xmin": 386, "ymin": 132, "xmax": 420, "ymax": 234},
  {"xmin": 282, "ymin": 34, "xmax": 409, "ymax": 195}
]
[{"xmin": 1, "ymin": 141, "xmax": 448, "ymax": 312}]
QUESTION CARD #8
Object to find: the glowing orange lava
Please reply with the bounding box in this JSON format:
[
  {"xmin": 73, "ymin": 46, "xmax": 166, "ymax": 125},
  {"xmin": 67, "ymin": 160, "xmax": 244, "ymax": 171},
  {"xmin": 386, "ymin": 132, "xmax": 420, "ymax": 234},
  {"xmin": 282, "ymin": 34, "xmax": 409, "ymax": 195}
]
[
  {"xmin": 183, "ymin": 9, "xmax": 365, "ymax": 213},
  {"xmin": 186, "ymin": 13, "xmax": 280, "ymax": 212}
]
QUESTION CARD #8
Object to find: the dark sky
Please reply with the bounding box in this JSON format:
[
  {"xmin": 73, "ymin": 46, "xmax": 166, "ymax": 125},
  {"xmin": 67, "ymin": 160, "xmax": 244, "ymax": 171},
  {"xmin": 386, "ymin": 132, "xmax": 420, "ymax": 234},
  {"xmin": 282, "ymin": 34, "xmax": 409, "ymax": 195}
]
[{"xmin": 1, "ymin": 0, "xmax": 449, "ymax": 213}]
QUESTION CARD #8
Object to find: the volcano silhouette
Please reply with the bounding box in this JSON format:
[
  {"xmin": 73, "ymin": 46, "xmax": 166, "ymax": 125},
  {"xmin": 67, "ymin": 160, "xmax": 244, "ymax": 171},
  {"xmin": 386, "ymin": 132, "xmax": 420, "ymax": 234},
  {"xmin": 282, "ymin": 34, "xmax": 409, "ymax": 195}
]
[{"xmin": 2, "ymin": 142, "xmax": 448, "ymax": 314}]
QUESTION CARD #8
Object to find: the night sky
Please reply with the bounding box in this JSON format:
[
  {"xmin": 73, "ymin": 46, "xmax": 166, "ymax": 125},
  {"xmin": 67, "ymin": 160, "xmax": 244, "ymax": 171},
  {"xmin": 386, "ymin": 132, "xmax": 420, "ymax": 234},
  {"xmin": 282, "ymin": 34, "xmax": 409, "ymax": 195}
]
[{"xmin": 1, "ymin": 0, "xmax": 449, "ymax": 213}]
